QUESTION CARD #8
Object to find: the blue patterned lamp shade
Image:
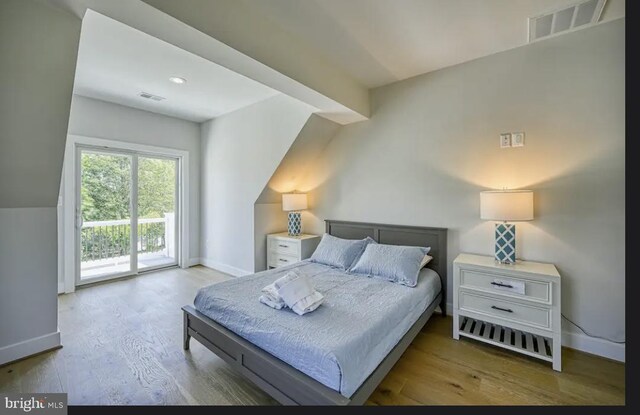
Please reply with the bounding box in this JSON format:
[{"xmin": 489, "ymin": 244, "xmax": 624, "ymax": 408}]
[
  {"xmin": 495, "ymin": 223, "xmax": 516, "ymax": 263},
  {"xmin": 480, "ymin": 190, "xmax": 534, "ymax": 265},
  {"xmin": 282, "ymin": 193, "xmax": 308, "ymax": 236}
]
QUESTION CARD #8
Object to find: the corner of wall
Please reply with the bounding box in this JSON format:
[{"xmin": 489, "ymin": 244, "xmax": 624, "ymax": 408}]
[
  {"xmin": 199, "ymin": 95, "xmax": 319, "ymax": 273},
  {"xmin": 252, "ymin": 114, "xmax": 341, "ymax": 268}
]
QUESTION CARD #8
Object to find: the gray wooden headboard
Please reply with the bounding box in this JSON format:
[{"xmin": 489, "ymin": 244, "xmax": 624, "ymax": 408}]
[{"xmin": 325, "ymin": 219, "xmax": 448, "ymax": 314}]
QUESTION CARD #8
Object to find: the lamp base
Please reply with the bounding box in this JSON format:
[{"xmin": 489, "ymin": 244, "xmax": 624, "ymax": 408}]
[
  {"xmin": 287, "ymin": 212, "xmax": 302, "ymax": 236},
  {"xmin": 494, "ymin": 222, "xmax": 516, "ymax": 264}
]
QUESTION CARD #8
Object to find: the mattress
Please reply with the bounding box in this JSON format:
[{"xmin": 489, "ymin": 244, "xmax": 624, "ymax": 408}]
[{"xmin": 193, "ymin": 260, "xmax": 441, "ymax": 397}]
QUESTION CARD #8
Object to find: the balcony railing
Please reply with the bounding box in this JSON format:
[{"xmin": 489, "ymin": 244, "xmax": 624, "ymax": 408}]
[{"xmin": 81, "ymin": 215, "xmax": 174, "ymax": 263}]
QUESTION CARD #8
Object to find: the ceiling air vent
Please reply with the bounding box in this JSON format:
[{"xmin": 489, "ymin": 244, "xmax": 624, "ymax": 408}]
[
  {"xmin": 138, "ymin": 91, "xmax": 166, "ymax": 101},
  {"xmin": 528, "ymin": 0, "xmax": 607, "ymax": 42}
]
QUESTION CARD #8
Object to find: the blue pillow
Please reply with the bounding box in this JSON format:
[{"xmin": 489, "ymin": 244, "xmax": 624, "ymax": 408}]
[
  {"xmin": 349, "ymin": 244, "xmax": 431, "ymax": 287},
  {"xmin": 310, "ymin": 234, "xmax": 375, "ymax": 270}
]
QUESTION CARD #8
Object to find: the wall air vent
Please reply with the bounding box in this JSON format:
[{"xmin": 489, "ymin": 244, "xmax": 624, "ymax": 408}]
[
  {"xmin": 528, "ymin": 0, "xmax": 607, "ymax": 42},
  {"xmin": 138, "ymin": 91, "xmax": 166, "ymax": 101}
]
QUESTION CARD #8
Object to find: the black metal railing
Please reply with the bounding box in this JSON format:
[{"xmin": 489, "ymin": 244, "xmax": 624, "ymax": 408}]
[{"xmin": 81, "ymin": 218, "xmax": 167, "ymax": 262}]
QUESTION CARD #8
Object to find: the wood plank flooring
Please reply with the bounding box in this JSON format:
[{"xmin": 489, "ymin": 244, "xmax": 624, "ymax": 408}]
[
  {"xmin": 0, "ymin": 266, "xmax": 624, "ymax": 405},
  {"xmin": 367, "ymin": 317, "xmax": 625, "ymax": 405}
]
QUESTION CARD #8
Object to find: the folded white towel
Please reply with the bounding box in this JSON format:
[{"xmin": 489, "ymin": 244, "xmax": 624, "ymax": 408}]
[
  {"xmin": 259, "ymin": 294, "xmax": 285, "ymax": 309},
  {"xmin": 259, "ymin": 269, "xmax": 324, "ymax": 315},
  {"xmin": 272, "ymin": 268, "xmax": 303, "ymax": 290},
  {"xmin": 275, "ymin": 273, "xmax": 315, "ymax": 307},
  {"xmin": 261, "ymin": 282, "xmax": 285, "ymax": 308},
  {"xmin": 290, "ymin": 290, "xmax": 324, "ymax": 316}
]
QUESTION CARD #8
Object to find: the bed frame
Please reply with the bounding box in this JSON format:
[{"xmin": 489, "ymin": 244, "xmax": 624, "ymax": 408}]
[{"xmin": 182, "ymin": 220, "xmax": 448, "ymax": 405}]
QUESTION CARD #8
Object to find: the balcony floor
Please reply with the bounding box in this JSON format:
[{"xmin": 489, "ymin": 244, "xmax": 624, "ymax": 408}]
[{"xmin": 81, "ymin": 251, "xmax": 176, "ymax": 279}]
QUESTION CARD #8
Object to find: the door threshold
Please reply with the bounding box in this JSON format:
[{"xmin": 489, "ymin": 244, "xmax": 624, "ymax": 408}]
[
  {"xmin": 138, "ymin": 264, "xmax": 179, "ymax": 274},
  {"xmin": 75, "ymin": 264, "xmax": 179, "ymax": 289}
]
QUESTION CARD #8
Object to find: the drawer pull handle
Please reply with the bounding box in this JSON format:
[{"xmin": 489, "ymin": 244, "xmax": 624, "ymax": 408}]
[
  {"xmin": 491, "ymin": 282, "xmax": 514, "ymax": 288},
  {"xmin": 279, "ymin": 258, "xmax": 288, "ymax": 262},
  {"xmin": 279, "ymin": 244, "xmax": 289, "ymax": 248},
  {"xmin": 491, "ymin": 305, "xmax": 513, "ymax": 313}
]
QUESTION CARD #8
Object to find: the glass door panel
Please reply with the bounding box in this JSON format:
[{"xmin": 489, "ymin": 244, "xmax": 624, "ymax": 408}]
[
  {"xmin": 79, "ymin": 150, "xmax": 133, "ymax": 280},
  {"xmin": 137, "ymin": 156, "xmax": 178, "ymax": 270}
]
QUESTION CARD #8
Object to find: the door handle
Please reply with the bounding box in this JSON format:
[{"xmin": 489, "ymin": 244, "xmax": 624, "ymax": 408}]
[{"xmin": 75, "ymin": 210, "xmax": 83, "ymax": 229}]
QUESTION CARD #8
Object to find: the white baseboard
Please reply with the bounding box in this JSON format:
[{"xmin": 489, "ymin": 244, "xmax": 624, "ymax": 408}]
[
  {"xmin": 562, "ymin": 329, "xmax": 624, "ymax": 362},
  {"xmin": 188, "ymin": 257, "xmax": 201, "ymax": 267},
  {"xmin": 0, "ymin": 331, "xmax": 61, "ymax": 366},
  {"xmin": 57, "ymin": 281, "xmax": 64, "ymax": 294},
  {"xmin": 199, "ymin": 257, "xmax": 251, "ymax": 277},
  {"xmin": 446, "ymin": 302, "xmax": 624, "ymax": 362}
]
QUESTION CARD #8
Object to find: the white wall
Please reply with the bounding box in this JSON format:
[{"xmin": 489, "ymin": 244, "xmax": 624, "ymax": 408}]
[
  {"xmin": 0, "ymin": 0, "xmax": 81, "ymax": 365},
  {"xmin": 253, "ymin": 203, "xmax": 288, "ymax": 272},
  {"xmin": 254, "ymin": 114, "xmax": 340, "ymax": 271},
  {"xmin": 256, "ymin": 114, "xmax": 341, "ymax": 204},
  {"xmin": 302, "ymin": 20, "xmax": 625, "ymax": 359},
  {"xmin": 0, "ymin": 209, "xmax": 61, "ymax": 364},
  {"xmin": 65, "ymin": 95, "xmax": 202, "ymax": 270},
  {"xmin": 200, "ymin": 94, "xmax": 315, "ymax": 274}
]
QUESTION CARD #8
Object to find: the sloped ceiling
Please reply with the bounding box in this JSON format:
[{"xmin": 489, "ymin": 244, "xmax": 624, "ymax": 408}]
[
  {"xmin": 248, "ymin": 0, "xmax": 625, "ymax": 87},
  {"xmin": 138, "ymin": 0, "xmax": 370, "ymax": 123},
  {"xmin": 48, "ymin": 0, "xmax": 368, "ymax": 124},
  {"xmin": 0, "ymin": 0, "xmax": 81, "ymax": 208}
]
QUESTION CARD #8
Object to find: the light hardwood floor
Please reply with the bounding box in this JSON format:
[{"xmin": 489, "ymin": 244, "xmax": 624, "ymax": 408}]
[{"xmin": 0, "ymin": 266, "xmax": 624, "ymax": 405}]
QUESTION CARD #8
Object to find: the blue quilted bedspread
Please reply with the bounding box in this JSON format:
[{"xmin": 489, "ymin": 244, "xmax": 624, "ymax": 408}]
[{"xmin": 193, "ymin": 260, "xmax": 441, "ymax": 397}]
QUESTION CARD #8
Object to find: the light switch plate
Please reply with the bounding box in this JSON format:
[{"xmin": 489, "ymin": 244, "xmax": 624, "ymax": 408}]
[
  {"xmin": 512, "ymin": 132, "xmax": 525, "ymax": 147},
  {"xmin": 500, "ymin": 133, "xmax": 511, "ymax": 148}
]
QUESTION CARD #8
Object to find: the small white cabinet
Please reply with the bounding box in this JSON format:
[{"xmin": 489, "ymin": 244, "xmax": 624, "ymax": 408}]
[
  {"xmin": 267, "ymin": 232, "xmax": 321, "ymax": 269},
  {"xmin": 453, "ymin": 253, "xmax": 562, "ymax": 371}
]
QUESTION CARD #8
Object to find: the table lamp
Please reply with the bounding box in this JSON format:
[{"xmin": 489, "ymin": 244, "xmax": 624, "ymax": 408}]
[
  {"xmin": 480, "ymin": 190, "xmax": 534, "ymax": 264},
  {"xmin": 282, "ymin": 193, "xmax": 308, "ymax": 236}
]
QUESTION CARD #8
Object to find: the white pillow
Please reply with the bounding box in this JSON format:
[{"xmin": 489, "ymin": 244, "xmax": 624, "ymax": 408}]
[{"xmin": 420, "ymin": 254, "xmax": 433, "ymax": 269}]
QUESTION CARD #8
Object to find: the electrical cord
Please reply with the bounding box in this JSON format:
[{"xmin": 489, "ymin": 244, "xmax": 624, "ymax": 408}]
[{"xmin": 561, "ymin": 313, "xmax": 625, "ymax": 344}]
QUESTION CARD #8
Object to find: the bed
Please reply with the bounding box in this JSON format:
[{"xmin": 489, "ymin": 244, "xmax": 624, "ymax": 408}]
[{"xmin": 182, "ymin": 220, "xmax": 448, "ymax": 405}]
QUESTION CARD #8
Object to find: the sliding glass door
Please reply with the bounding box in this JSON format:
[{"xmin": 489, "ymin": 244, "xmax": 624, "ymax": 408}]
[
  {"xmin": 77, "ymin": 148, "xmax": 179, "ymax": 284},
  {"xmin": 78, "ymin": 150, "xmax": 133, "ymax": 280},
  {"xmin": 136, "ymin": 155, "xmax": 178, "ymax": 270}
]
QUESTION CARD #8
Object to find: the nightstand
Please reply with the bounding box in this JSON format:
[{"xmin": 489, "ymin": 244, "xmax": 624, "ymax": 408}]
[
  {"xmin": 267, "ymin": 232, "xmax": 321, "ymax": 269},
  {"xmin": 453, "ymin": 253, "xmax": 562, "ymax": 371}
]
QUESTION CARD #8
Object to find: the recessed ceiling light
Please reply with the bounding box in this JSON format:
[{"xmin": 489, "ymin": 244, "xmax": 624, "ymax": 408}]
[{"xmin": 169, "ymin": 76, "xmax": 187, "ymax": 85}]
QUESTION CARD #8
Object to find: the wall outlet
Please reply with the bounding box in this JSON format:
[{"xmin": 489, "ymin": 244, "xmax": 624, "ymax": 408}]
[
  {"xmin": 500, "ymin": 133, "xmax": 512, "ymax": 148},
  {"xmin": 512, "ymin": 132, "xmax": 525, "ymax": 147}
]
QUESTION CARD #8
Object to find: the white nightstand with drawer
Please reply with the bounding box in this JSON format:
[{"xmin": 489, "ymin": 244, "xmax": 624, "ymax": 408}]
[
  {"xmin": 453, "ymin": 253, "xmax": 562, "ymax": 371},
  {"xmin": 267, "ymin": 232, "xmax": 321, "ymax": 269}
]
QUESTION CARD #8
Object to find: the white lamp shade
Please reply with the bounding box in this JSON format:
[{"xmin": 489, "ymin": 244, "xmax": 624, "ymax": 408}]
[
  {"xmin": 480, "ymin": 190, "xmax": 533, "ymax": 221},
  {"xmin": 282, "ymin": 193, "xmax": 308, "ymax": 211}
]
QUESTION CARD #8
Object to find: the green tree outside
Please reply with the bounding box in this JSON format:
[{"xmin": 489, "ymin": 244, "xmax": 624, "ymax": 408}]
[
  {"xmin": 80, "ymin": 152, "xmax": 176, "ymax": 261},
  {"xmin": 81, "ymin": 153, "xmax": 175, "ymax": 221}
]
